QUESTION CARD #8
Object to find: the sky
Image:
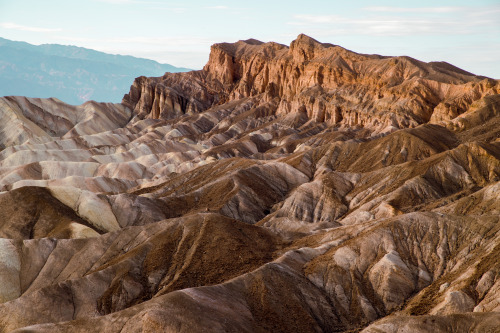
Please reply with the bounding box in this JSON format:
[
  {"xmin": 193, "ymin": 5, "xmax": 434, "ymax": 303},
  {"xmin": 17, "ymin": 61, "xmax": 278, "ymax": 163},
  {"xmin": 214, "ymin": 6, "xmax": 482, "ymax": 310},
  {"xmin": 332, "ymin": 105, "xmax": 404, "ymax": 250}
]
[{"xmin": 0, "ymin": 0, "xmax": 499, "ymax": 78}]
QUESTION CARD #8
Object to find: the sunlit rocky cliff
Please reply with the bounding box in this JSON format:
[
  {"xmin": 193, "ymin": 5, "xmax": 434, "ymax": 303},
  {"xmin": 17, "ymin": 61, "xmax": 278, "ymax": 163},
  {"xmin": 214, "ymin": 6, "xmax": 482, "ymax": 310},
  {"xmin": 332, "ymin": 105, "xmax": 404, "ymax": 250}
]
[{"xmin": 0, "ymin": 34, "xmax": 499, "ymax": 332}]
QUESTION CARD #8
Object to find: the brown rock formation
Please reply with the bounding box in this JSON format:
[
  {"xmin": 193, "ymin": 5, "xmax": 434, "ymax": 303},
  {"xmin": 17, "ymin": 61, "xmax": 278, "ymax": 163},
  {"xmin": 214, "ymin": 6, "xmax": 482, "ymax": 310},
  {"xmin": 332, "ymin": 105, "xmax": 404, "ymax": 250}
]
[
  {"xmin": 123, "ymin": 34, "xmax": 499, "ymax": 133},
  {"xmin": 0, "ymin": 34, "xmax": 499, "ymax": 332}
]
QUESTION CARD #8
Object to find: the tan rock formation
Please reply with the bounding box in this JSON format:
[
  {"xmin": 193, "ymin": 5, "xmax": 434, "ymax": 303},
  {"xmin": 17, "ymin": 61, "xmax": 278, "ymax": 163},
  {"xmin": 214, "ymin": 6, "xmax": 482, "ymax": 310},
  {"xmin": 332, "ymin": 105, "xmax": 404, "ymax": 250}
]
[
  {"xmin": 0, "ymin": 34, "xmax": 499, "ymax": 332},
  {"xmin": 124, "ymin": 34, "xmax": 499, "ymax": 133}
]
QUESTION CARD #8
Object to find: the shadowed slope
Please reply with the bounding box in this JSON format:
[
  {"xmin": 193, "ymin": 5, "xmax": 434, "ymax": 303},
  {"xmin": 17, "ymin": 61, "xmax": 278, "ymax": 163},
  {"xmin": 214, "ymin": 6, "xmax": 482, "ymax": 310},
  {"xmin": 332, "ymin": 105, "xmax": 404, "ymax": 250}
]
[
  {"xmin": 0, "ymin": 213, "xmax": 282, "ymax": 331},
  {"xmin": 0, "ymin": 35, "xmax": 499, "ymax": 332}
]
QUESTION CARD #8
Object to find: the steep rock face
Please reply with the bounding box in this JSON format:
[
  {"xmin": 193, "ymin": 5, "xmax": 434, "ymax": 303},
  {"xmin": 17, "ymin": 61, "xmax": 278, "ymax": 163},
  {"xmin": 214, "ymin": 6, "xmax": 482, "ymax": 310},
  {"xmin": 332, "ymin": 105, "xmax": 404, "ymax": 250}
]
[
  {"xmin": 0, "ymin": 35, "xmax": 500, "ymax": 332},
  {"xmin": 124, "ymin": 34, "xmax": 499, "ymax": 133}
]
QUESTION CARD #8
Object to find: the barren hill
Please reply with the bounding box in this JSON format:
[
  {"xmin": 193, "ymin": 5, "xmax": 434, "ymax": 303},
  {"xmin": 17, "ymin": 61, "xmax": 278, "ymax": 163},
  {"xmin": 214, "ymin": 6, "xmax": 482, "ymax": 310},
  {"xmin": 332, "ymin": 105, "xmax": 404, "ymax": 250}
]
[{"xmin": 0, "ymin": 34, "xmax": 499, "ymax": 332}]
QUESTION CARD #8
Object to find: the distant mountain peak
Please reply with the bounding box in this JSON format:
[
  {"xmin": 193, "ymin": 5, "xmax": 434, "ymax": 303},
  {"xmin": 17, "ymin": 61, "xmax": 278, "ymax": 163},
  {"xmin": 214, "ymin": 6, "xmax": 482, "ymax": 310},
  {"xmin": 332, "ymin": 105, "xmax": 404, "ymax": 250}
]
[{"xmin": 0, "ymin": 37, "xmax": 191, "ymax": 105}]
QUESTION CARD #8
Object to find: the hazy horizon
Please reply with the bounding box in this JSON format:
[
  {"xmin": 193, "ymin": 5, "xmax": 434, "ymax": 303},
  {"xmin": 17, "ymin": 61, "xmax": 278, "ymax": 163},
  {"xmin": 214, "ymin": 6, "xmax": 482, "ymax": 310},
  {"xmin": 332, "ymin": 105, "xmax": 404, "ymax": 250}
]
[{"xmin": 1, "ymin": 0, "xmax": 499, "ymax": 78}]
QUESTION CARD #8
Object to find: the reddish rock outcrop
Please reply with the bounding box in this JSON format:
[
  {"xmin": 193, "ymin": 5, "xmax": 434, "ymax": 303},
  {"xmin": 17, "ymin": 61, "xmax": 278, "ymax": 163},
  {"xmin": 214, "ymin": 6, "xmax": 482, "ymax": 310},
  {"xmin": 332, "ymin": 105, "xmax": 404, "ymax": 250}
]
[{"xmin": 124, "ymin": 34, "xmax": 499, "ymax": 133}]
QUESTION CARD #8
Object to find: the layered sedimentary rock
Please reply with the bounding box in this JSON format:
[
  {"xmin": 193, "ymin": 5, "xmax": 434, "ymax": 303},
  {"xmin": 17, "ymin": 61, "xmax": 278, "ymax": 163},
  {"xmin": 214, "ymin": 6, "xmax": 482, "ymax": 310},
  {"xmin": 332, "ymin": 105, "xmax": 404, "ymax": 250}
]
[
  {"xmin": 0, "ymin": 35, "xmax": 499, "ymax": 332},
  {"xmin": 123, "ymin": 34, "xmax": 499, "ymax": 133}
]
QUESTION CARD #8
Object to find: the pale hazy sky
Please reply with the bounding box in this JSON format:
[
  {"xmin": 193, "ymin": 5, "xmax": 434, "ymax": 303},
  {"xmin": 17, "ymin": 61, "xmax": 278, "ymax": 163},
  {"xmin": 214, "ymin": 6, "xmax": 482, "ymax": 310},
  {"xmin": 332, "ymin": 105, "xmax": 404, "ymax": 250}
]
[{"xmin": 1, "ymin": 0, "xmax": 499, "ymax": 78}]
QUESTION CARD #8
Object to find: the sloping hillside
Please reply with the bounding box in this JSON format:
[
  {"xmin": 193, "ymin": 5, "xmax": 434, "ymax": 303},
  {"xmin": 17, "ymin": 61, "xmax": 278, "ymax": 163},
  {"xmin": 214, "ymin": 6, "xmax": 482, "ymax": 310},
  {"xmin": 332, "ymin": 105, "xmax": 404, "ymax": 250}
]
[{"xmin": 0, "ymin": 35, "xmax": 499, "ymax": 332}]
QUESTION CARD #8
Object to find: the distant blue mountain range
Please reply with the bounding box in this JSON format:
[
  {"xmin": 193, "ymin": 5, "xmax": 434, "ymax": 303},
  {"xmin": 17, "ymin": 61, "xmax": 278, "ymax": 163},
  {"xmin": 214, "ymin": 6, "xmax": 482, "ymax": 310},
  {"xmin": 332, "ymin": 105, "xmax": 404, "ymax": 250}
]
[{"xmin": 0, "ymin": 37, "xmax": 191, "ymax": 105}]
